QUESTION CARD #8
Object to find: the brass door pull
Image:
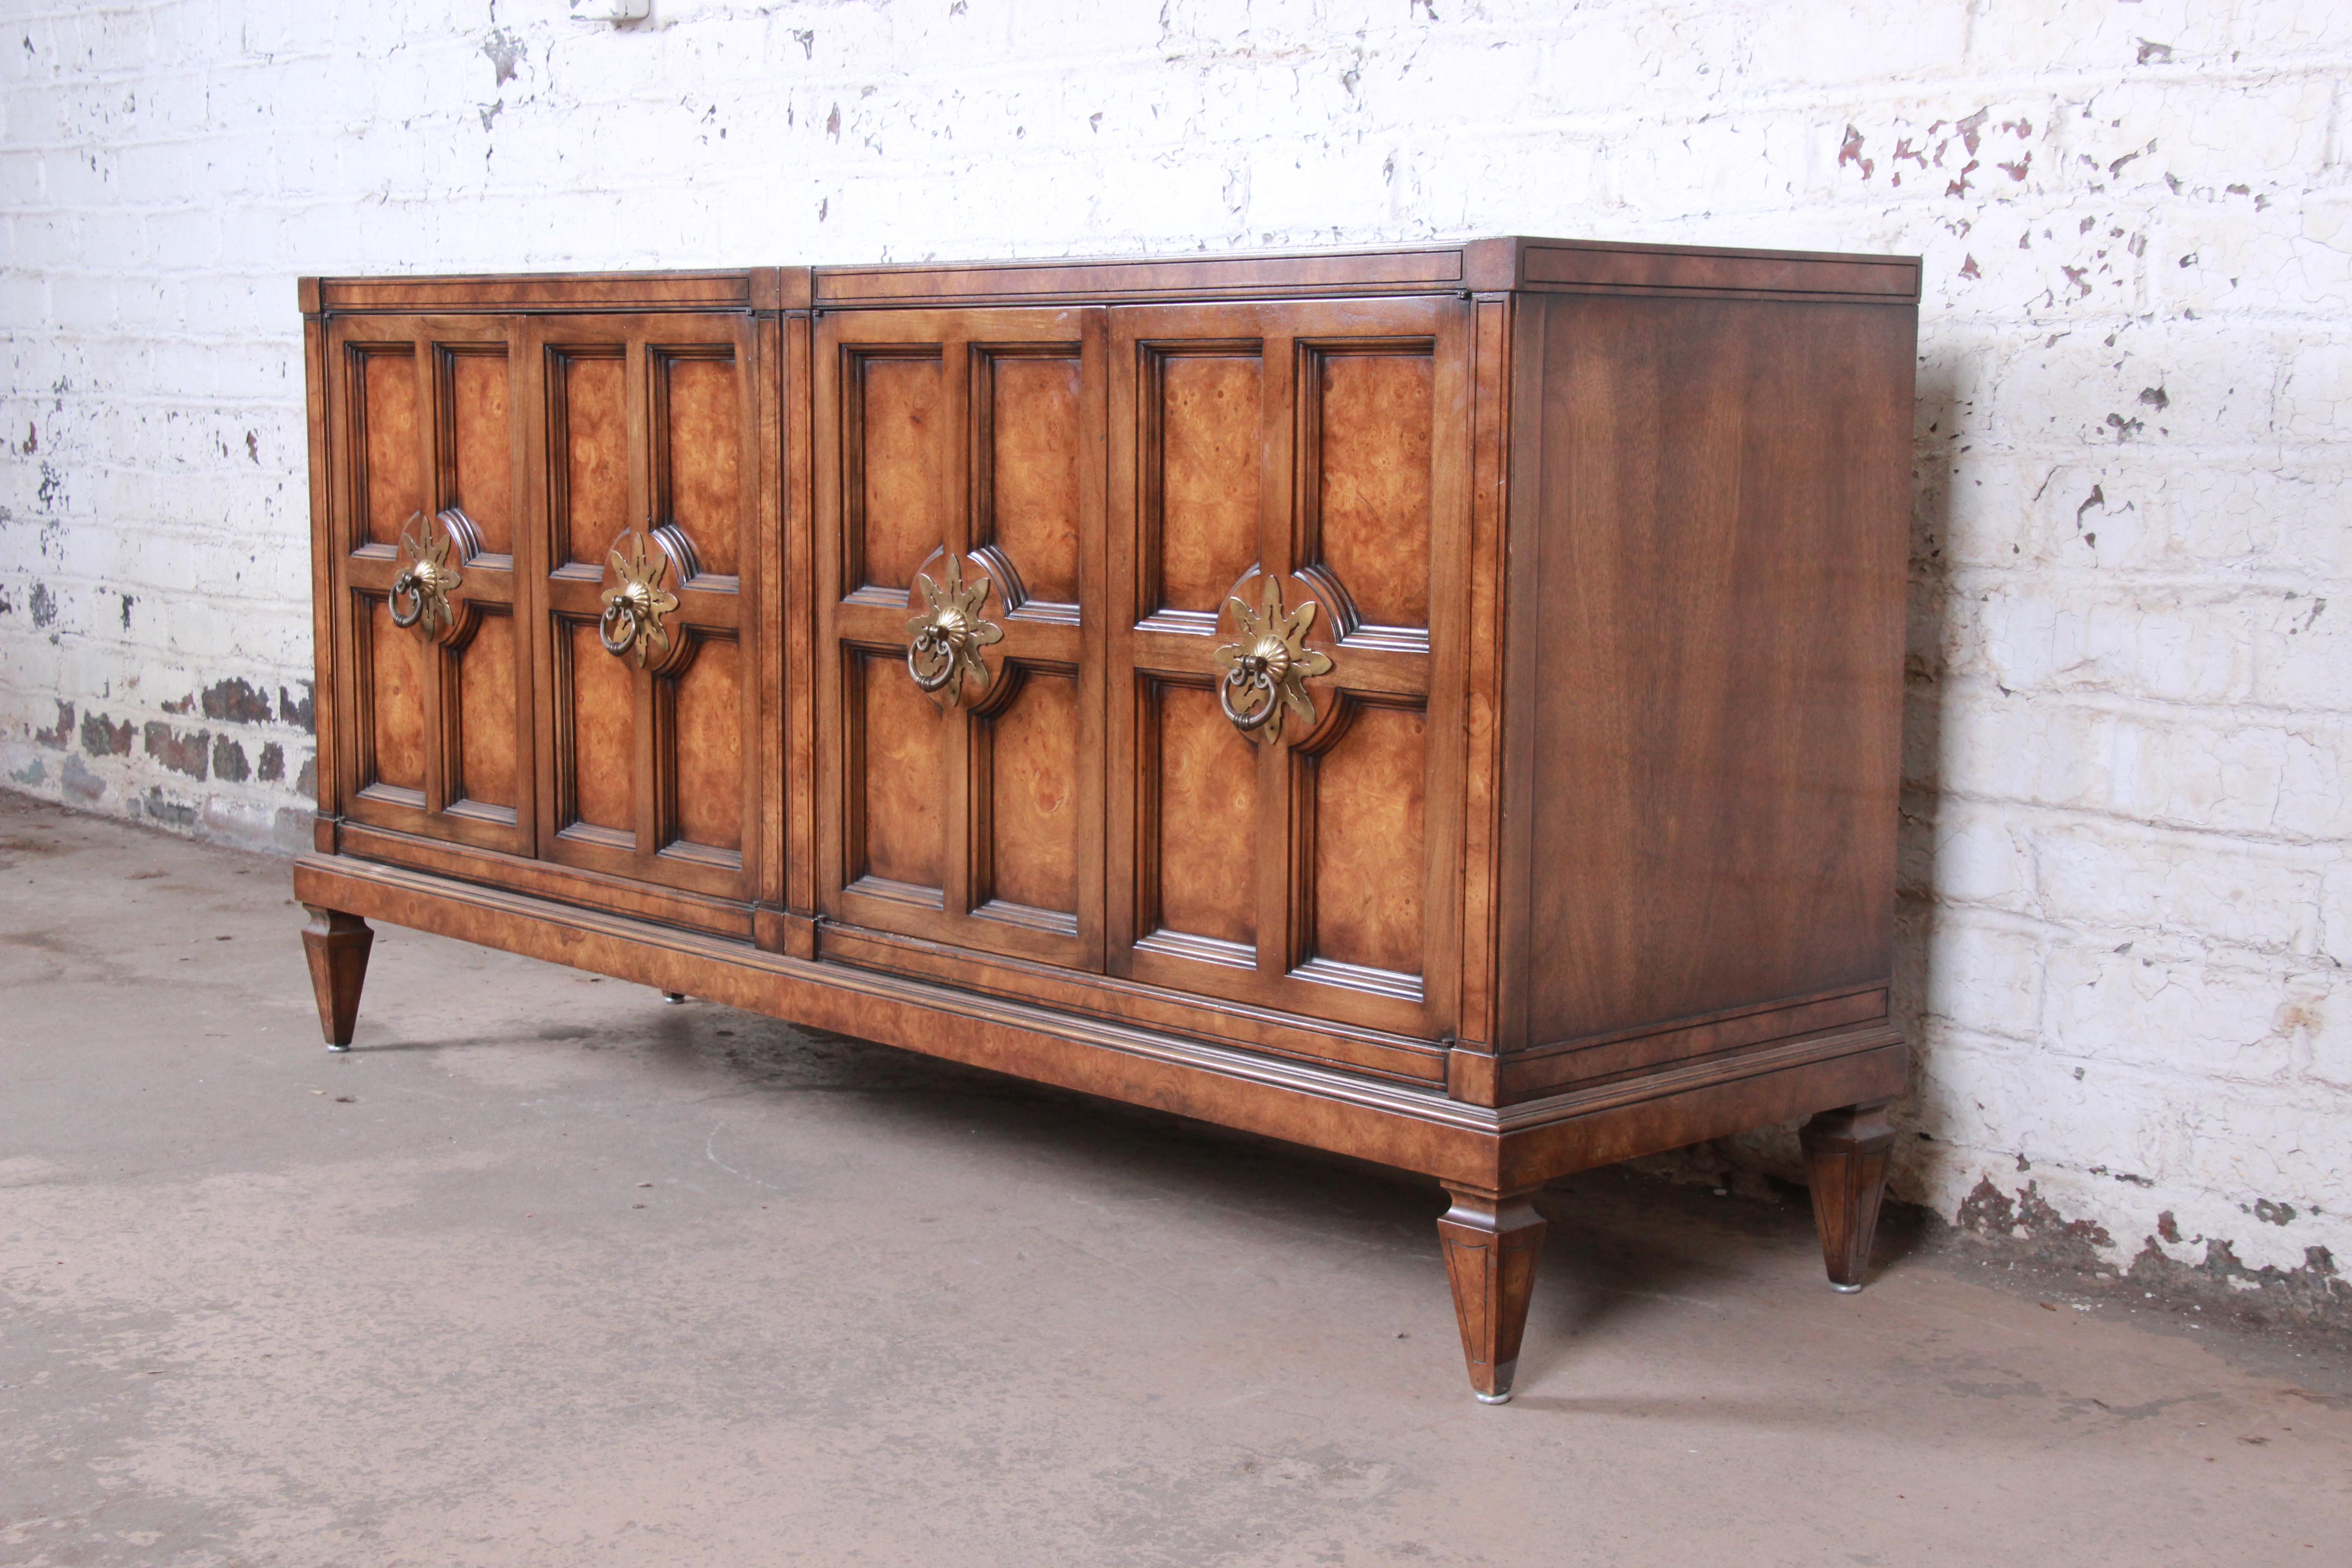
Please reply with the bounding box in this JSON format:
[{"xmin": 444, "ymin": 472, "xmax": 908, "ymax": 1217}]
[
  {"xmin": 598, "ymin": 526, "xmax": 693, "ymax": 670},
  {"xmin": 906, "ymin": 551, "xmax": 1003, "ymax": 707},
  {"xmin": 1213, "ymin": 574, "xmax": 1333, "ymax": 747},
  {"xmin": 389, "ymin": 509, "xmax": 478, "ymax": 641}
]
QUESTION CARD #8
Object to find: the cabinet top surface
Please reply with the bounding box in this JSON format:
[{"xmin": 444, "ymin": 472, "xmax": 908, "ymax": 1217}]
[{"xmin": 304, "ymin": 236, "xmax": 1921, "ymax": 315}]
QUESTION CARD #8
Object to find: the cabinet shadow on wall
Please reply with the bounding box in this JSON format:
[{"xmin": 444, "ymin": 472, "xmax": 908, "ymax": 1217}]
[{"xmin": 1887, "ymin": 356, "xmax": 1962, "ymax": 1222}]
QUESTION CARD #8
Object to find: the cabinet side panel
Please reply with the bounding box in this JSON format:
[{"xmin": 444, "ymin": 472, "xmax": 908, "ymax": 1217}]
[{"xmin": 1520, "ymin": 295, "xmax": 1912, "ymax": 1050}]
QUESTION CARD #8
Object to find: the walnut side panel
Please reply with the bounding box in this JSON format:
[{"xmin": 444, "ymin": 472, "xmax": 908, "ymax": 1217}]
[{"xmin": 1510, "ymin": 294, "xmax": 1916, "ymax": 1062}]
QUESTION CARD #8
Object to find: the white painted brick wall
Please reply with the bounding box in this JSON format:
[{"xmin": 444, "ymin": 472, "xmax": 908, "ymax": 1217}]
[{"xmin": 5, "ymin": 0, "xmax": 2348, "ymax": 1302}]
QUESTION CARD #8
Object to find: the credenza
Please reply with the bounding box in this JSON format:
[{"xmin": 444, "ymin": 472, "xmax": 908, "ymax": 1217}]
[{"xmin": 292, "ymin": 237, "xmax": 1918, "ymax": 1401}]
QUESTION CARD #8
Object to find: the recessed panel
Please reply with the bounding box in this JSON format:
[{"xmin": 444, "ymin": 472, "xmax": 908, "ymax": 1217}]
[
  {"xmin": 568, "ymin": 621, "xmax": 635, "ymax": 832},
  {"xmin": 855, "ymin": 354, "xmax": 942, "ymax": 593},
  {"xmin": 663, "ymin": 353, "xmax": 740, "ymax": 577},
  {"xmin": 447, "ymin": 349, "xmax": 512, "ymax": 554},
  {"xmin": 984, "ymin": 671, "xmax": 1079, "ymax": 916},
  {"xmin": 367, "ymin": 597, "xmax": 425, "ymax": 790},
  {"xmin": 358, "ymin": 348, "xmax": 421, "ymax": 548},
  {"xmin": 1155, "ymin": 353, "xmax": 1260, "ymax": 615},
  {"xmin": 857, "ymin": 652, "xmax": 944, "ymax": 889},
  {"xmin": 1150, "ymin": 681, "xmax": 1255, "ymax": 946},
  {"xmin": 455, "ymin": 610, "xmax": 516, "ymax": 810},
  {"xmin": 671, "ymin": 635, "xmax": 743, "ymax": 853},
  {"xmin": 559, "ymin": 350, "xmax": 630, "ymax": 568},
  {"xmin": 1316, "ymin": 351, "xmax": 1433, "ymax": 630},
  {"xmin": 1311, "ymin": 702, "xmax": 1426, "ymax": 977},
  {"xmin": 987, "ymin": 354, "xmax": 1082, "ymax": 604}
]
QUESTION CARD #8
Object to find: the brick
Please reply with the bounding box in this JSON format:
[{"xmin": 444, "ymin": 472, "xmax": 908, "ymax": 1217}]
[
  {"xmin": 1955, "ymin": 580, "xmax": 2263, "ymax": 706},
  {"xmin": 1989, "ymin": 321, "xmax": 2280, "ymax": 453},
  {"xmin": 2157, "ymin": 191, "xmax": 2352, "ymax": 318},
  {"xmin": 2321, "ymin": 859, "xmax": 2352, "ymax": 971},
  {"xmin": 2045, "ymin": 939, "xmax": 2301, "ymax": 1079},
  {"xmin": 2065, "ymin": 78, "xmax": 2339, "ymax": 194},
  {"xmin": 1922, "ymin": 911, "xmax": 2046, "ymax": 1043},
  {"xmin": 2034, "ymin": 819, "xmax": 2325, "ymax": 951},
  {"xmin": 1965, "ymin": 0, "xmax": 2230, "ymax": 76},
  {"xmin": 2281, "ymin": 339, "xmax": 2352, "ymax": 444},
  {"xmin": 1901, "ymin": 798, "xmax": 2035, "ymax": 911}
]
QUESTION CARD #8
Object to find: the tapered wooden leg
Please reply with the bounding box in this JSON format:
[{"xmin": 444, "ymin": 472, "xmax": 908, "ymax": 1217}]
[
  {"xmin": 1437, "ymin": 1184, "xmax": 1547, "ymax": 1404},
  {"xmin": 1800, "ymin": 1102, "xmax": 1896, "ymax": 1292},
  {"xmin": 301, "ymin": 906, "xmax": 373, "ymax": 1051}
]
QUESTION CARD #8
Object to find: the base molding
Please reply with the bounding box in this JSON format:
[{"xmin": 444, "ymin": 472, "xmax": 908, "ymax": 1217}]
[{"xmin": 293, "ymin": 852, "xmax": 1906, "ymax": 1193}]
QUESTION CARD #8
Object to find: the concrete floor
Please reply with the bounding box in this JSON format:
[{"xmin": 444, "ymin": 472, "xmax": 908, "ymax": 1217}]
[{"xmin": 2, "ymin": 792, "xmax": 2347, "ymax": 1567}]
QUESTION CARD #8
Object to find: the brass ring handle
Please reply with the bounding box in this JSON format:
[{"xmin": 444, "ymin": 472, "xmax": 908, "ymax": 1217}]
[
  {"xmin": 390, "ymin": 511, "xmax": 465, "ymax": 639},
  {"xmin": 906, "ymin": 624, "xmax": 963, "ymax": 694},
  {"xmin": 387, "ymin": 567, "xmax": 427, "ymax": 628},
  {"xmin": 905, "ymin": 551, "xmax": 1004, "ymax": 708},
  {"xmin": 1210, "ymin": 575, "xmax": 1334, "ymax": 747},
  {"xmin": 599, "ymin": 529, "xmax": 684, "ymax": 669},
  {"xmin": 597, "ymin": 596, "xmax": 644, "ymax": 658},
  {"xmin": 1218, "ymin": 663, "xmax": 1285, "ymax": 733}
]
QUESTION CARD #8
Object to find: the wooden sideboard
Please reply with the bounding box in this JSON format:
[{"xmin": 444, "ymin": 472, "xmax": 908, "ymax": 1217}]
[{"xmin": 293, "ymin": 238, "xmax": 1918, "ymax": 1401}]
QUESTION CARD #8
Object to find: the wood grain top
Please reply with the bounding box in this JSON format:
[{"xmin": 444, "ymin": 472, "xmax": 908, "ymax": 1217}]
[
  {"xmin": 302, "ymin": 239, "xmax": 1919, "ymax": 317},
  {"xmin": 305, "ymin": 268, "xmax": 811, "ymax": 315},
  {"xmin": 813, "ymin": 236, "xmax": 1919, "ymax": 306}
]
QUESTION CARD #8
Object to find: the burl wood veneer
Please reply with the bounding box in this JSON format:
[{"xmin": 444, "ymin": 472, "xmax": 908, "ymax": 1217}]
[{"xmin": 295, "ymin": 238, "xmax": 1919, "ymax": 1401}]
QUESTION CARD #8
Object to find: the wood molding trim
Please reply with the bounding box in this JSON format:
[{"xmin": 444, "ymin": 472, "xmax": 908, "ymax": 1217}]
[{"xmin": 294, "ymin": 852, "xmax": 1906, "ymax": 1191}]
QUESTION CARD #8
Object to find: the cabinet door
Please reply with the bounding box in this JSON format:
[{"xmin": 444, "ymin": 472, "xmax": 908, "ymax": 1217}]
[
  {"xmin": 325, "ymin": 315, "xmax": 533, "ymax": 856},
  {"xmin": 1107, "ymin": 299, "xmax": 1470, "ymax": 1039},
  {"xmin": 527, "ymin": 314, "xmax": 761, "ymax": 901},
  {"xmin": 815, "ymin": 308, "xmax": 1105, "ymax": 970}
]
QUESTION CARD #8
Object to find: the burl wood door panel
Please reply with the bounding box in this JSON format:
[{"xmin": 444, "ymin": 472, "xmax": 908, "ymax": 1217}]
[
  {"xmin": 529, "ymin": 314, "xmax": 761, "ymax": 901},
  {"xmin": 325, "ymin": 316, "xmax": 532, "ymax": 856},
  {"xmin": 815, "ymin": 308, "xmax": 1106, "ymax": 970},
  {"xmin": 1107, "ymin": 298, "xmax": 1470, "ymax": 1041}
]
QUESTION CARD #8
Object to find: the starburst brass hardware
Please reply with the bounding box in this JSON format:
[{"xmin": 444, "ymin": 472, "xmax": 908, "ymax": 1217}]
[
  {"xmin": 388, "ymin": 510, "xmax": 475, "ymax": 641},
  {"xmin": 906, "ymin": 551, "xmax": 1004, "ymax": 708},
  {"xmin": 1212, "ymin": 574, "xmax": 1334, "ymax": 746},
  {"xmin": 598, "ymin": 526, "xmax": 691, "ymax": 669}
]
